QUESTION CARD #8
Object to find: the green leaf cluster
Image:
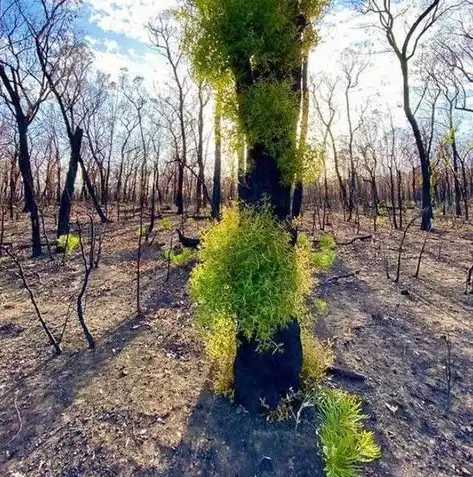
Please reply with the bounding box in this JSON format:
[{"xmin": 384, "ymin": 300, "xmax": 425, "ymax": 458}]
[
  {"xmin": 316, "ymin": 389, "xmax": 381, "ymax": 477},
  {"xmin": 57, "ymin": 234, "xmax": 80, "ymax": 254},
  {"xmin": 300, "ymin": 329, "xmax": 333, "ymax": 386},
  {"xmin": 189, "ymin": 206, "xmax": 314, "ymax": 350},
  {"xmin": 180, "ymin": 0, "xmax": 327, "ymax": 184}
]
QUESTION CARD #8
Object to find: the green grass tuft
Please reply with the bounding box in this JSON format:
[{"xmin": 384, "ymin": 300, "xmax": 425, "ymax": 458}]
[
  {"xmin": 316, "ymin": 389, "xmax": 381, "ymax": 477},
  {"xmin": 159, "ymin": 218, "xmax": 173, "ymax": 230},
  {"xmin": 313, "ymin": 232, "xmax": 337, "ymax": 270}
]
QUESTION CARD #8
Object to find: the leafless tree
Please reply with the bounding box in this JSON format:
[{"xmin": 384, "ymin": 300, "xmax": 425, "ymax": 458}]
[{"xmin": 356, "ymin": 0, "xmax": 459, "ymax": 230}]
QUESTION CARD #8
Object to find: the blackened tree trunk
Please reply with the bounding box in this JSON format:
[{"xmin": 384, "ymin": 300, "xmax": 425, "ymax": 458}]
[
  {"xmin": 78, "ymin": 156, "xmax": 109, "ymax": 224},
  {"xmin": 0, "ymin": 64, "xmax": 42, "ymax": 257},
  {"xmin": 292, "ymin": 183, "xmax": 303, "ymax": 218},
  {"xmin": 196, "ymin": 83, "xmax": 207, "ymax": 213},
  {"xmin": 292, "ymin": 56, "xmax": 309, "ymax": 218},
  {"xmin": 450, "ymin": 130, "xmax": 462, "ymax": 217},
  {"xmin": 235, "ymin": 145, "xmax": 300, "ymax": 412},
  {"xmin": 389, "ymin": 165, "xmax": 398, "ymax": 229},
  {"xmin": 57, "ymin": 127, "xmax": 83, "ymax": 237},
  {"xmin": 176, "ymin": 161, "xmax": 185, "ymax": 215},
  {"xmin": 460, "ymin": 158, "xmax": 469, "ymax": 221},
  {"xmin": 397, "ymin": 169, "xmax": 404, "ymax": 229},
  {"xmin": 400, "ymin": 61, "xmax": 432, "ymax": 230},
  {"xmin": 211, "ymin": 109, "xmax": 222, "ymax": 219},
  {"xmin": 18, "ymin": 122, "xmax": 42, "ymax": 257}
]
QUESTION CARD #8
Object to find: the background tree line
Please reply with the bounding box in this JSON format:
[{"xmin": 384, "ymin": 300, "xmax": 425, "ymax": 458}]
[{"xmin": 1, "ymin": 0, "xmax": 472, "ymax": 259}]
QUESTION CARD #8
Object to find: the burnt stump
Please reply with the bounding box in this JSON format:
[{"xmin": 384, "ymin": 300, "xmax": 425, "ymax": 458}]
[{"xmin": 233, "ymin": 319, "xmax": 303, "ymax": 413}]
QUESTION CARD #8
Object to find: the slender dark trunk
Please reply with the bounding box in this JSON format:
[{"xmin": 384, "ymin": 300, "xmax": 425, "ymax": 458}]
[
  {"xmin": 397, "ymin": 169, "xmax": 403, "ymax": 229},
  {"xmin": 211, "ymin": 109, "xmax": 222, "ymax": 219},
  {"xmin": 292, "ymin": 56, "xmax": 309, "ymax": 218},
  {"xmin": 448, "ymin": 104, "xmax": 462, "ymax": 217},
  {"xmin": 57, "ymin": 127, "xmax": 83, "ymax": 237},
  {"xmin": 176, "ymin": 161, "xmax": 184, "ymax": 215},
  {"xmin": 460, "ymin": 159, "xmax": 469, "ymax": 221},
  {"xmin": 292, "ymin": 183, "xmax": 303, "ymax": 218},
  {"xmin": 400, "ymin": 60, "xmax": 432, "ymax": 230},
  {"xmin": 18, "ymin": 122, "xmax": 42, "ymax": 257},
  {"xmin": 389, "ymin": 166, "xmax": 398, "ymax": 229},
  {"xmin": 9, "ymin": 154, "xmax": 16, "ymax": 220},
  {"xmin": 78, "ymin": 157, "xmax": 108, "ymax": 224},
  {"xmin": 196, "ymin": 86, "xmax": 206, "ymax": 213}
]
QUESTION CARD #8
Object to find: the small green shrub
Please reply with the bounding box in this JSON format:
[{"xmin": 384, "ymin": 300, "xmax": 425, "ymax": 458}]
[
  {"xmin": 319, "ymin": 232, "xmax": 336, "ymax": 250},
  {"xmin": 316, "ymin": 389, "xmax": 381, "ymax": 477},
  {"xmin": 314, "ymin": 298, "xmax": 328, "ymax": 314},
  {"xmin": 190, "ymin": 205, "xmax": 314, "ymax": 351},
  {"xmin": 57, "ymin": 234, "xmax": 80, "ymax": 254},
  {"xmin": 313, "ymin": 233, "xmax": 337, "ymax": 270},
  {"xmin": 168, "ymin": 247, "xmax": 197, "ymax": 266},
  {"xmin": 301, "ymin": 329, "xmax": 333, "ymax": 386},
  {"xmin": 201, "ymin": 314, "xmax": 236, "ymax": 395},
  {"xmin": 159, "ymin": 218, "xmax": 173, "ymax": 230}
]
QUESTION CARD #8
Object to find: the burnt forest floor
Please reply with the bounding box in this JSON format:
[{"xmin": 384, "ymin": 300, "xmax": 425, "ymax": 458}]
[{"xmin": 0, "ymin": 205, "xmax": 472, "ymax": 477}]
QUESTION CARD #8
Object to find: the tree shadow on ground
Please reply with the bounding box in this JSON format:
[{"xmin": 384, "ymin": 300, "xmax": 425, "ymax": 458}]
[
  {"xmin": 147, "ymin": 389, "xmax": 325, "ymax": 477},
  {"xmin": 0, "ymin": 311, "xmax": 149, "ymax": 468}
]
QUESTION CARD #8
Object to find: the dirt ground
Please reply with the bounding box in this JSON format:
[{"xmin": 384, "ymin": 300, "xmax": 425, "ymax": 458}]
[{"xmin": 0, "ymin": 207, "xmax": 472, "ymax": 476}]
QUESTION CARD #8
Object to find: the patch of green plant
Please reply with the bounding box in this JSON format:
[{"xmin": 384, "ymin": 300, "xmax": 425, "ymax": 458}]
[
  {"xmin": 159, "ymin": 218, "xmax": 173, "ymax": 230},
  {"xmin": 313, "ymin": 232, "xmax": 337, "ymax": 270},
  {"xmin": 316, "ymin": 389, "xmax": 381, "ymax": 477},
  {"xmin": 201, "ymin": 314, "xmax": 236, "ymax": 396},
  {"xmin": 319, "ymin": 232, "xmax": 336, "ymax": 250},
  {"xmin": 57, "ymin": 234, "xmax": 80, "ymax": 254},
  {"xmin": 300, "ymin": 329, "xmax": 333, "ymax": 387},
  {"xmin": 190, "ymin": 205, "xmax": 314, "ymax": 351},
  {"xmin": 314, "ymin": 298, "xmax": 328, "ymax": 314},
  {"xmin": 167, "ymin": 247, "xmax": 197, "ymax": 266}
]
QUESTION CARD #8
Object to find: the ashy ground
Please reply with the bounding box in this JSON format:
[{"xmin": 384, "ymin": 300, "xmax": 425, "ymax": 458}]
[{"xmin": 0, "ymin": 209, "xmax": 472, "ymax": 476}]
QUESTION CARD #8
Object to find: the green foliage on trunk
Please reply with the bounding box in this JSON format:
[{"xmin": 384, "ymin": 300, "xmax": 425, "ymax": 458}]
[
  {"xmin": 190, "ymin": 206, "xmax": 314, "ymax": 351},
  {"xmin": 179, "ymin": 0, "xmax": 327, "ymax": 183}
]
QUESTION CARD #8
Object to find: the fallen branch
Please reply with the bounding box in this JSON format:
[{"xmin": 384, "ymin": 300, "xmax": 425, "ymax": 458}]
[
  {"xmin": 336, "ymin": 235, "xmax": 372, "ymax": 246},
  {"xmin": 327, "ymin": 366, "xmax": 366, "ymax": 382},
  {"xmin": 322, "ymin": 270, "xmax": 360, "ymax": 284}
]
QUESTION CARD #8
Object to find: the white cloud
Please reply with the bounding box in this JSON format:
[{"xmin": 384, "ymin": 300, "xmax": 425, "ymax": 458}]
[
  {"xmin": 103, "ymin": 39, "xmax": 119, "ymax": 52},
  {"xmin": 84, "ymin": 0, "xmax": 176, "ymax": 43}
]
